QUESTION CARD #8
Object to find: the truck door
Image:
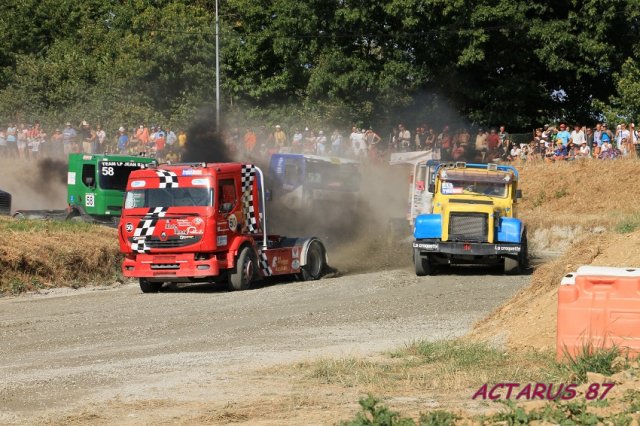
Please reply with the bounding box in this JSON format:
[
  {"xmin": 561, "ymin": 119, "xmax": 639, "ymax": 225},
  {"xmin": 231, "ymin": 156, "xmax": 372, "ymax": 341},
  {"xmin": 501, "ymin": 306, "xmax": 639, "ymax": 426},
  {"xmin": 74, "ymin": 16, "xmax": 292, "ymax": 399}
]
[
  {"xmin": 216, "ymin": 176, "xmax": 240, "ymax": 249},
  {"xmin": 79, "ymin": 162, "xmax": 98, "ymax": 213}
]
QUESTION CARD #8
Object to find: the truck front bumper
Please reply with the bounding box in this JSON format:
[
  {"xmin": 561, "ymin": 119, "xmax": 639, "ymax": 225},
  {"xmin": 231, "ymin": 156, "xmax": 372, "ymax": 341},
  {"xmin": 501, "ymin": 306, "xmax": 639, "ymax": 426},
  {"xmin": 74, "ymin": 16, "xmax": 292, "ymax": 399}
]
[
  {"xmin": 413, "ymin": 240, "xmax": 521, "ymax": 256},
  {"xmin": 122, "ymin": 253, "xmax": 221, "ymax": 282}
]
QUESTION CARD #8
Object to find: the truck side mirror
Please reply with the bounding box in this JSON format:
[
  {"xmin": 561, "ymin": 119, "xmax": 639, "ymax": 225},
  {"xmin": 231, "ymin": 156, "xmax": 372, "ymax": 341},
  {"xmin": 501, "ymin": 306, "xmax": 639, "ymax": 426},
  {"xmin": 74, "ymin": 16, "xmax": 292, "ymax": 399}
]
[
  {"xmin": 516, "ymin": 189, "xmax": 523, "ymax": 199},
  {"xmin": 428, "ymin": 183, "xmax": 435, "ymax": 193}
]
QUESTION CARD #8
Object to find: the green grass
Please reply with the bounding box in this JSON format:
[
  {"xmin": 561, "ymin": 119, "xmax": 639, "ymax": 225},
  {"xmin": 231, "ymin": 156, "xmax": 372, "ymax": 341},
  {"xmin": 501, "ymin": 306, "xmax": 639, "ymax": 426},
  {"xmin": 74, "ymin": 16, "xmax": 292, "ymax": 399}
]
[
  {"xmin": 559, "ymin": 342, "xmax": 629, "ymax": 382},
  {"xmin": 554, "ymin": 187, "xmax": 569, "ymax": 199},
  {"xmin": 614, "ymin": 213, "xmax": 640, "ymax": 234}
]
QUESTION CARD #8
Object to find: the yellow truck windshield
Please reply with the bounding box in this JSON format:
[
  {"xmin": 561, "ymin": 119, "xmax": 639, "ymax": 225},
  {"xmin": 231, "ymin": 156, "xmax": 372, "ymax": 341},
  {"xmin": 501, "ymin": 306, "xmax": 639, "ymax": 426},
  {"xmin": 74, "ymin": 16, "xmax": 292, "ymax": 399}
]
[{"xmin": 440, "ymin": 170, "xmax": 512, "ymax": 198}]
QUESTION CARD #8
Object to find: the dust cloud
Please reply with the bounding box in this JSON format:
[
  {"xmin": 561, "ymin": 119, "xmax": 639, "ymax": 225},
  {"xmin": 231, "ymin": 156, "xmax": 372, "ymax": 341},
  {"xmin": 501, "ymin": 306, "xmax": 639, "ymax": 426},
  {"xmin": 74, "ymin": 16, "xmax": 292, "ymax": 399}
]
[
  {"xmin": 0, "ymin": 158, "xmax": 68, "ymax": 212},
  {"xmin": 264, "ymin": 159, "xmax": 414, "ymax": 274},
  {"xmin": 181, "ymin": 107, "xmax": 232, "ymax": 163}
]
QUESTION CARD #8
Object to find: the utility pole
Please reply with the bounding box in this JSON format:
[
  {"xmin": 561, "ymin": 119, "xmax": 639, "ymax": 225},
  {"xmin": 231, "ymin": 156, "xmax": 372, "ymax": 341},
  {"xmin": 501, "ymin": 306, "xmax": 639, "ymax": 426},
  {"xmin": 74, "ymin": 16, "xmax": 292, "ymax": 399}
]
[{"xmin": 215, "ymin": 0, "xmax": 220, "ymax": 132}]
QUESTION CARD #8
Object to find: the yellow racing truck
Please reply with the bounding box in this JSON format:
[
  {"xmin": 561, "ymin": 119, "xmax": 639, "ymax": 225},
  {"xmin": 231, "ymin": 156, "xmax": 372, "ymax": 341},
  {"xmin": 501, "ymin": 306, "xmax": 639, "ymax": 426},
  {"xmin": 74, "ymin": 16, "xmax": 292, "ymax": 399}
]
[{"xmin": 412, "ymin": 162, "xmax": 527, "ymax": 275}]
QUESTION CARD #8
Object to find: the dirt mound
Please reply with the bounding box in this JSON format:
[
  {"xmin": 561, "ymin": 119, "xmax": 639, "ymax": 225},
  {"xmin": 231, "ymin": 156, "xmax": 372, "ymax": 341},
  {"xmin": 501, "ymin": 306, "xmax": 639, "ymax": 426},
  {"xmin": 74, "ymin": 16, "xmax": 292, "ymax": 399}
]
[
  {"xmin": 517, "ymin": 159, "xmax": 640, "ymax": 231},
  {"xmin": 0, "ymin": 217, "xmax": 122, "ymax": 294},
  {"xmin": 471, "ymin": 228, "xmax": 640, "ymax": 350}
]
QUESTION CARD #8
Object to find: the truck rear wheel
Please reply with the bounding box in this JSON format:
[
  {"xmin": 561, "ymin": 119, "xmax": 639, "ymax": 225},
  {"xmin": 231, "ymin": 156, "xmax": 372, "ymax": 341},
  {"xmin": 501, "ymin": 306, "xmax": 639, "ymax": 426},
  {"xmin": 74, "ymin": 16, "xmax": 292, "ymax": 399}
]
[
  {"xmin": 414, "ymin": 249, "xmax": 433, "ymax": 276},
  {"xmin": 229, "ymin": 246, "xmax": 256, "ymax": 291},
  {"xmin": 300, "ymin": 240, "xmax": 326, "ymax": 281},
  {"xmin": 139, "ymin": 279, "xmax": 162, "ymax": 293}
]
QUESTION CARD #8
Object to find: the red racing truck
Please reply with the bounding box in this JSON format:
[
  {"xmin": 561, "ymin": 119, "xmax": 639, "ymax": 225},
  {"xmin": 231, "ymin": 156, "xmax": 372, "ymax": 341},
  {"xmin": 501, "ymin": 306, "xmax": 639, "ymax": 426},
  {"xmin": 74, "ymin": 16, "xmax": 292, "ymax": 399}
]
[{"xmin": 118, "ymin": 162, "xmax": 328, "ymax": 292}]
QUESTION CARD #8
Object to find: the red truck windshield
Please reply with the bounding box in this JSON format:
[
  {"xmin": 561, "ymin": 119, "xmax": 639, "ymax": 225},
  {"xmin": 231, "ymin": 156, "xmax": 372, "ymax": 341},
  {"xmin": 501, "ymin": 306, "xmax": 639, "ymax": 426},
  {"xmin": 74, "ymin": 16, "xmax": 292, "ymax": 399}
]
[{"xmin": 125, "ymin": 187, "xmax": 213, "ymax": 208}]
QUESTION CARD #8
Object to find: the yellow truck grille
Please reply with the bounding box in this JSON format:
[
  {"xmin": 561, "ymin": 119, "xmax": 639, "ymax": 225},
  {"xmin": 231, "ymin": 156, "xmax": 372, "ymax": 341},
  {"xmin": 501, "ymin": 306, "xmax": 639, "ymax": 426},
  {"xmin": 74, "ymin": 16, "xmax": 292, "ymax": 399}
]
[{"xmin": 448, "ymin": 213, "xmax": 488, "ymax": 242}]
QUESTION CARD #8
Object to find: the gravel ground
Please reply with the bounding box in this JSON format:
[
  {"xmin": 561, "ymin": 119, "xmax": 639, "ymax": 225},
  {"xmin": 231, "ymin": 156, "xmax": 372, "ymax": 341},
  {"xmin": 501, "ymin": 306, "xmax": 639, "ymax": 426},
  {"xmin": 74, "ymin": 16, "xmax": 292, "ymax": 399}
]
[{"xmin": 0, "ymin": 267, "xmax": 528, "ymax": 424}]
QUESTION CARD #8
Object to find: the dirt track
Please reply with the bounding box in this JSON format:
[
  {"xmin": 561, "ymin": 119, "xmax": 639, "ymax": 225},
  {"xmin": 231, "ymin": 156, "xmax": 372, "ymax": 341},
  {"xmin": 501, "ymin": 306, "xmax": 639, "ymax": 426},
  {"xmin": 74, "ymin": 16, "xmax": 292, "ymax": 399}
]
[{"xmin": 0, "ymin": 267, "xmax": 528, "ymax": 424}]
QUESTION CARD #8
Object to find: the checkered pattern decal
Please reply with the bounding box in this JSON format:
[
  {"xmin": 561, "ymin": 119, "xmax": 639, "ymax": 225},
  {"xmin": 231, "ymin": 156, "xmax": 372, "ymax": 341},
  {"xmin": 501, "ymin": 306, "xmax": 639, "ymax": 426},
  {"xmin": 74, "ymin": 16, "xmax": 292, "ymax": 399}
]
[
  {"xmin": 241, "ymin": 164, "xmax": 259, "ymax": 233},
  {"xmin": 258, "ymin": 250, "xmax": 272, "ymax": 276},
  {"xmin": 156, "ymin": 170, "xmax": 179, "ymax": 188},
  {"xmin": 130, "ymin": 207, "xmax": 168, "ymax": 253}
]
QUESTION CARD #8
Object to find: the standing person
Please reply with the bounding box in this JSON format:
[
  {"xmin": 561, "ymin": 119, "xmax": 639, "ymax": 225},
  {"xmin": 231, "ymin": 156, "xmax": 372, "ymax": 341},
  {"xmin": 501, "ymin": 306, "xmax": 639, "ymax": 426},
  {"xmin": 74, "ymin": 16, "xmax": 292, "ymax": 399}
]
[
  {"xmin": 62, "ymin": 121, "xmax": 76, "ymax": 156},
  {"xmin": 292, "ymin": 128, "xmax": 303, "ymax": 153},
  {"xmin": 0, "ymin": 127, "xmax": 6, "ymax": 158},
  {"xmin": 585, "ymin": 127, "xmax": 594, "ymax": 154},
  {"xmin": 243, "ymin": 128, "xmax": 257, "ymax": 157},
  {"xmin": 166, "ymin": 127, "xmax": 177, "ymax": 148},
  {"xmin": 117, "ymin": 127, "xmax": 129, "ymax": 154},
  {"xmin": 136, "ymin": 125, "xmax": 149, "ymax": 152},
  {"xmin": 397, "ymin": 124, "xmax": 411, "ymax": 152},
  {"xmin": 498, "ymin": 125, "xmax": 509, "ymax": 149},
  {"xmin": 178, "ymin": 129, "xmax": 187, "ymax": 149},
  {"xmin": 315, "ymin": 130, "xmax": 327, "ymax": 155},
  {"xmin": 155, "ymin": 126, "xmax": 166, "ymax": 159},
  {"xmin": 570, "ymin": 124, "xmax": 585, "ymax": 147},
  {"xmin": 601, "ymin": 123, "xmax": 613, "ymax": 151},
  {"xmin": 330, "ymin": 129, "xmax": 343, "ymax": 156},
  {"xmin": 79, "ymin": 120, "xmax": 92, "ymax": 153},
  {"xmin": 6, "ymin": 123, "xmax": 18, "ymax": 158},
  {"xmin": 96, "ymin": 125, "xmax": 106, "ymax": 153},
  {"xmin": 414, "ymin": 126, "xmax": 424, "ymax": 150},
  {"xmin": 273, "ymin": 125, "xmax": 287, "ymax": 151},
  {"xmin": 631, "ymin": 122, "xmax": 638, "ymax": 157},
  {"xmin": 593, "ymin": 122, "xmax": 603, "ymax": 153},
  {"xmin": 556, "ymin": 123, "xmax": 571, "ymax": 146},
  {"xmin": 17, "ymin": 124, "xmax": 28, "ymax": 159},
  {"xmin": 50, "ymin": 128, "xmax": 63, "ymax": 158}
]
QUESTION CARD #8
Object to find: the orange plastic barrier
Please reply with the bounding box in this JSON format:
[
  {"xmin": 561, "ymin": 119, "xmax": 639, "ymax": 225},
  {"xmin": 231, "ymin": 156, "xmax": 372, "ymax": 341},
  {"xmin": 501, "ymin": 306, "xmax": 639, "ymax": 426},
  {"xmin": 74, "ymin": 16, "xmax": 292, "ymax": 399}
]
[{"xmin": 557, "ymin": 266, "xmax": 640, "ymax": 361}]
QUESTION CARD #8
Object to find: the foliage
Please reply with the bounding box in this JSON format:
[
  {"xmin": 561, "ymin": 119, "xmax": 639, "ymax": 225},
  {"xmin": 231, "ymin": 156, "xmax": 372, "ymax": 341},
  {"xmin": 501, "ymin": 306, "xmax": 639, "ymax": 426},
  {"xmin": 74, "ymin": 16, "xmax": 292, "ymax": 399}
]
[
  {"xmin": 559, "ymin": 342, "xmax": 628, "ymax": 382},
  {"xmin": 1, "ymin": 0, "xmax": 640, "ymax": 133}
]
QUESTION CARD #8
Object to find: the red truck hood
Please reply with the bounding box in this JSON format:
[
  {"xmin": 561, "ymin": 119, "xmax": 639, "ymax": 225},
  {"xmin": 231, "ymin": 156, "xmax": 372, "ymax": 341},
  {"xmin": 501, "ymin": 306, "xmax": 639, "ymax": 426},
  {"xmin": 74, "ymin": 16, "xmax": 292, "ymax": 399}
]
[{"xmin": 121, "ymin": 207, "xmax": 208, "ymax": 253}]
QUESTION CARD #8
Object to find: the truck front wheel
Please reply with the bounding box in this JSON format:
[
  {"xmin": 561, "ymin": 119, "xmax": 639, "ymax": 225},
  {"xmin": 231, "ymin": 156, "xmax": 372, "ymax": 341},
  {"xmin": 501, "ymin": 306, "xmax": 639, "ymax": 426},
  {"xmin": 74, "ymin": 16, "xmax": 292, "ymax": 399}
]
[
  {"xmin": 504, "ymin": 230, "xmax": 528, "ymax": 275},
  {"xmin": 414, "ymin": 249, "xmax": 433, "ymax": 276},
  {"xmin": 139, "ymin": 279, "xmax": 162, "ymax": 293},
  {"xmin": 300, "ymin": 240, "xmax": 326, "ymax": 281},
  {"xmin": 229, "ymin": 246, "xmax": 256, "ymax": 291}
]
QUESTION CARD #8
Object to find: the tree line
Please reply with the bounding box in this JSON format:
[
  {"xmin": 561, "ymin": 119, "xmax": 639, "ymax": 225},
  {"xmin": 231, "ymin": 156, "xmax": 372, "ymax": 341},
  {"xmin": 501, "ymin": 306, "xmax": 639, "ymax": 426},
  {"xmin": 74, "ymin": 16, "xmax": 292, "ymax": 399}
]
[{"xmin": 1, "ymin": 0, "xmax": 639, "ymax": 134}]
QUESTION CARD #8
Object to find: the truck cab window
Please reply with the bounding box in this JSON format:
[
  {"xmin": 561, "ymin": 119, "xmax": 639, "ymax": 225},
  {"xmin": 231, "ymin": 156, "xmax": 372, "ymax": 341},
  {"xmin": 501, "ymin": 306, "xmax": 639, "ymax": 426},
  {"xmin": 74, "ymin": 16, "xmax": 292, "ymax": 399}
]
[
  {"xmin": 218, "ymin": 179, "xmax": 237, "ymax": 213},
  {"xmin": 82, "ymin": 164, "xmax": 96, "ymax": 187},
  {"xmin": 283, "ymin": 160, "xmax": 301, "ymax": 187}
]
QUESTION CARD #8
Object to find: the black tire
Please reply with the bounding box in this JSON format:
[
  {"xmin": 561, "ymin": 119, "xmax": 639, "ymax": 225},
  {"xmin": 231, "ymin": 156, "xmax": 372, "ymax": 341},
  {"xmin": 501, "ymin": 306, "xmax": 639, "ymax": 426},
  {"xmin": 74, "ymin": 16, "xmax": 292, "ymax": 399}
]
[
  {"xmin": 414, "ymin": 248, "xmax": 433, "ymax": 276},
  {"xmin": 228, "ymin": 246, "xmax": 256, "ymax": 291},
  {"xmin": 504, "ymin": 229, "xmax": 528, "ymax": 275},
  {"xmin": 300, "ymin": 240, "xmax": 326, "ymax": 281},
  {"xmin": 139, "ymin": 278, "xmax": 162, "ymax": 293}
]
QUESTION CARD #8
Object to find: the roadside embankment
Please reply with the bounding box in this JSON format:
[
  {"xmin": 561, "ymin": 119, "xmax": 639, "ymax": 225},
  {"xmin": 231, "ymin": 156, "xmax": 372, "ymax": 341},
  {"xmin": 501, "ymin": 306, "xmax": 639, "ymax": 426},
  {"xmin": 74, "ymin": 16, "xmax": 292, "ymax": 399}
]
[{"xmin": 0, "ymin": 217, "xmax": 121, "ymax": 294}]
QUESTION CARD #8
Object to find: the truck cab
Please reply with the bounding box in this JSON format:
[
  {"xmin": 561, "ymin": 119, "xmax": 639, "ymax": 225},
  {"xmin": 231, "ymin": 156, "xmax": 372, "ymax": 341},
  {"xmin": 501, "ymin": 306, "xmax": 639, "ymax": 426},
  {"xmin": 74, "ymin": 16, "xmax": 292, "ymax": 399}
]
[
  {"xmin": 412, "ymin": 162, "xmax": 527, "ymax": 275},
  {"xmin": 267, "ymin": 153, "xmax": 360, "ymax": 208},
  {"xmin": 119, "ymin": 162, "xmax": 327, "ymax": 293},
  {"xmin": 67, "ymin": 153, "xmax": 157, "ymax": 223}
]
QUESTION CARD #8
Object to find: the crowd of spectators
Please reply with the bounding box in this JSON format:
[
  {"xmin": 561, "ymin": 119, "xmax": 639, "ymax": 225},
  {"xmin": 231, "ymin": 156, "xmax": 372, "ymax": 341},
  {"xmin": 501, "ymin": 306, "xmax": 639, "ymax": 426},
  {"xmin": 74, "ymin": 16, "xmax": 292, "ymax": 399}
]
[
  {"xmin": 4, "ymin": 119, "xmax": 638, "ymax": 166},
  {"xmin": 386, "ymin": 121, "xmax": 640, "ymax": 163},
  {"xmin": 0, "ymin": 121, "xmax": 188, "ymax": 162}
]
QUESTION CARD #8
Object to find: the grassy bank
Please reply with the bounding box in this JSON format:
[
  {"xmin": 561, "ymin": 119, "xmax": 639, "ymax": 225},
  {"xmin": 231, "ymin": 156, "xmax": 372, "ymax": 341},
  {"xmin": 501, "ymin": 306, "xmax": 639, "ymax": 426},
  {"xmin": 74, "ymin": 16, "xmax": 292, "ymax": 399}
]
[{"xmin": 0, "ymin": 216, "xmax": 122, "ymax": 294}]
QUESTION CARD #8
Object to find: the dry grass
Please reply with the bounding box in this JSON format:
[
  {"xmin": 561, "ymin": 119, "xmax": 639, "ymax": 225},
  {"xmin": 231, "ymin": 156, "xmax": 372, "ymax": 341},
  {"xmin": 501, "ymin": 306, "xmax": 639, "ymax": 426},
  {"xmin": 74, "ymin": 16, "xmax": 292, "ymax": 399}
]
[
  {"xmin": 517, "ymin": 159, "xmax": 640, "ymax": 231},
  {"xmin": 0, "ymin": 216, "xmax": 122, "ymax": 294},
  {"xmin": 284, "ymin": 340, "xmax": 559, "ymax": 398}
]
